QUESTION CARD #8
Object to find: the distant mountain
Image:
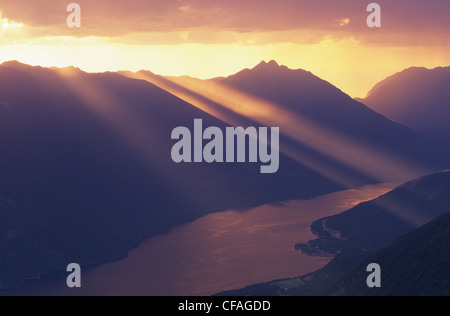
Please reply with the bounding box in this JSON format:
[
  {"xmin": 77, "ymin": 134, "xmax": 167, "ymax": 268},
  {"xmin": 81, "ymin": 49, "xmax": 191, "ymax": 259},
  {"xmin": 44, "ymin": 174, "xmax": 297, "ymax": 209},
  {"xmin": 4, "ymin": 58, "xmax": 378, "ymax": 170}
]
[
  {"xmin": 297, "ymin": 171, "xmax": 450, "ymax": 256},
  {"xmin": 359, "ymin": 66, "xmax": 450, "ymax": 135},
  {"xmin": 327, "ymin": 211, "xmax": 450, "ymax": 296},
  {"xmin": 0, "ymin": 61, "xmax": 343, "ymax": 289}
]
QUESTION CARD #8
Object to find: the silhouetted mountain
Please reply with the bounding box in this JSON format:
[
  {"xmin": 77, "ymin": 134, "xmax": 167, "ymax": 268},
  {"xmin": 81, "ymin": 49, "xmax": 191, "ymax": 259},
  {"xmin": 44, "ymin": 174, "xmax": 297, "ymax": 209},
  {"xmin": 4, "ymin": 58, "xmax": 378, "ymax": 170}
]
[
  {"xmin": 214, "ymin": 61, "xmax": 446, "ymax": 180},
  {"xmin": 126, "ymin": 61, "xmax": 446, "ymax": 186},
  {"xmin": 218, "ymin": 61, "xmax": 420, "ymax": 147},
  {"xmin": 297, "ymin": 171, "xmax": 450, "ymax": 256},
  {"xmin": 327, "ymin": 211, "xmax": 450, "ymax": 296},
  {"xmin": 359, "ymin": 66, "xmax": 450, "ymax": 135},
  {"xmin": 0, "ymin": 61, "xmax": 344, "ymax": 289}
]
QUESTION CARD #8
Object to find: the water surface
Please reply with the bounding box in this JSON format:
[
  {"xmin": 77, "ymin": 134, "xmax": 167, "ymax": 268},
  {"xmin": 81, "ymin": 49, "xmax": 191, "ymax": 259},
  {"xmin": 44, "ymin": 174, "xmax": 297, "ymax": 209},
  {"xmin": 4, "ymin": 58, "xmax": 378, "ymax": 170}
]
[{"xmin": 1, "ymin": 183, "xmax": 395, "ymax": 296}]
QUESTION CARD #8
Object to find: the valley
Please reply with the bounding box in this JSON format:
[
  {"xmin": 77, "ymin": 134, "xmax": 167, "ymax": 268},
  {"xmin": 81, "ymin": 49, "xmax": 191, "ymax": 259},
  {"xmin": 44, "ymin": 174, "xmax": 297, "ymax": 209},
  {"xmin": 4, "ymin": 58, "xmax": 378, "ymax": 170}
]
[{"xmin": 1, "ymin": 60, "xmax": 449, "ymax": 296}]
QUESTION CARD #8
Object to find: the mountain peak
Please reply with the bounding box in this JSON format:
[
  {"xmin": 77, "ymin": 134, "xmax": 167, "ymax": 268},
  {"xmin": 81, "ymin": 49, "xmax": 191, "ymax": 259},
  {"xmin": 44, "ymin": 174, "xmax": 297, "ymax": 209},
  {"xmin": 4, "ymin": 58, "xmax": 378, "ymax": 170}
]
[
  {"xmin": 257, "ymin": 60, "xmax": 279, "ymax": 67},
  {"xmin": 0, "ymin": 60, "xmax": 29, "ymax": 69},
  {"xmin": 253, "ymin": 60, "xmax": 283, "ymax": 71}
]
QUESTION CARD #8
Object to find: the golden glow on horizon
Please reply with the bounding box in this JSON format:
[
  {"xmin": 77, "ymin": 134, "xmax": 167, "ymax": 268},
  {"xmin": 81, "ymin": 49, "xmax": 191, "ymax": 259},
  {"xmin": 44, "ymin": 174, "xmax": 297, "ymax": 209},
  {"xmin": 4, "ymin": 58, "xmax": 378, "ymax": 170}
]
[
  {"xmin": 0, "ymin": 1, "xmax": 448, "ymax": 97},
  {"xmin": 1, "ymin": 18, "xmax": 23, "ymax": 30},
  {"xmin": 1, "ymin": 36, "xmax": 449, "ymax": 97}
]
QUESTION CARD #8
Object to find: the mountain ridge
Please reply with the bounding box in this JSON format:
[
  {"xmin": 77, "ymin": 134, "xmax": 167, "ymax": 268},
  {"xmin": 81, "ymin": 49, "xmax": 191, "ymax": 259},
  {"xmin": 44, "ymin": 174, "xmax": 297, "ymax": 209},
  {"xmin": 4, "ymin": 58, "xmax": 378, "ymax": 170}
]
[{"xmin": 359, "ymin": 66, "xmax": 450, "ymax": 135}]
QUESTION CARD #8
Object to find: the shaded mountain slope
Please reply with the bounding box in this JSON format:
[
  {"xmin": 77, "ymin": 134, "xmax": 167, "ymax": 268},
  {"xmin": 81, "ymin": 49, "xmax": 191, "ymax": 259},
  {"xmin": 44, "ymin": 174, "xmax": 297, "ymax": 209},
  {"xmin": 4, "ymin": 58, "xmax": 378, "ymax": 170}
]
[
  {"xmin": 327, "ymin": 211, "xmax": 450, "ymax": 296},
  {"xmin": 297, "ymin": 171, "xmax": 450, "ymax": 255}
]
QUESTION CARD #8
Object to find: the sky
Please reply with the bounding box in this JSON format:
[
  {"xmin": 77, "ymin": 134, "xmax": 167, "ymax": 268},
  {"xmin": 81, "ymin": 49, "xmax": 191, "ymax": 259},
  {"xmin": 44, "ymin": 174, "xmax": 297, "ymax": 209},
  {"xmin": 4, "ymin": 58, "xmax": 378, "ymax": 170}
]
[{"xmin": 0, "ymin": 0, "xmax": 449, "ymax": 97}]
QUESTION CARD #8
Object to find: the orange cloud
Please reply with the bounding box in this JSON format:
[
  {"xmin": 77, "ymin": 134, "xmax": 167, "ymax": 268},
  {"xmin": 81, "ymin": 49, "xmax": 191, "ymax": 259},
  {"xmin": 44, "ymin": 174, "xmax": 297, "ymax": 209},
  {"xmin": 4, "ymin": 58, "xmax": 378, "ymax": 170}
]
[{"xmin": 0, "ymin": 0, "xmax": 448, "ymax": 45}]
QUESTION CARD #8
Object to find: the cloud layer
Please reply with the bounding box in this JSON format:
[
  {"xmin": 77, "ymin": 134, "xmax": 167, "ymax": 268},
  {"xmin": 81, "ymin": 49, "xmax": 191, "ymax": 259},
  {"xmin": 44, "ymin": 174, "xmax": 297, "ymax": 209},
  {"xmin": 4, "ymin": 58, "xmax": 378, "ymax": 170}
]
[{"xmin": 0, "ymin": 0, "xmax": 449, "ymax": 45}]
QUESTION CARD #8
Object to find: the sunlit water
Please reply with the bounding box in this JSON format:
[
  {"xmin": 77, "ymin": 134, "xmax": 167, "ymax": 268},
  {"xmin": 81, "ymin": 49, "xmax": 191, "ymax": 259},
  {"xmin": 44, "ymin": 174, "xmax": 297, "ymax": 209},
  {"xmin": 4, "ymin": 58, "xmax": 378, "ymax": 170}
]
[{"xmin": 1, "ymin": 183, "xmax": 395, "ymax": 296}]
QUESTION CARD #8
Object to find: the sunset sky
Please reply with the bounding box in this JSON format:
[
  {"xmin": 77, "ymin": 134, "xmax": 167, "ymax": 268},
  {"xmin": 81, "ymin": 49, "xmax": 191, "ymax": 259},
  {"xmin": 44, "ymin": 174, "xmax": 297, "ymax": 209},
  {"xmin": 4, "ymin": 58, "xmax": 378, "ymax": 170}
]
[{"xmin": 0, "ymin": 0, "xmax": 449, "ymax": 97}]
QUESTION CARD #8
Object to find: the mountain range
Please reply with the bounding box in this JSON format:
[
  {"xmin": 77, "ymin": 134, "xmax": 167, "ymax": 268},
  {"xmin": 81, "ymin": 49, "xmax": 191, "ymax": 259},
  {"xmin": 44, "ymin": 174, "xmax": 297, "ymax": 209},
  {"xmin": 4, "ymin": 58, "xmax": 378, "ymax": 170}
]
[
  {"xmin": 0, "ymin": 60, "xmax": 448, "ymax": 291},
  {"xmin": 126, "ymin": 61, "xmax": 445, "ymax": 184}
]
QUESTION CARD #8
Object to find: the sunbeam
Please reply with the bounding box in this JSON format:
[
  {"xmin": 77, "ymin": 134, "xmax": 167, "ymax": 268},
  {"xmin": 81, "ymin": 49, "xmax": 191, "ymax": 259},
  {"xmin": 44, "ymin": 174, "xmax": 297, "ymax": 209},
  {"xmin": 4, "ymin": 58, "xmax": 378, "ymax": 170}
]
[{"xmin": 125, "ymin": 72, "xmax": 430, "ymax": 185}]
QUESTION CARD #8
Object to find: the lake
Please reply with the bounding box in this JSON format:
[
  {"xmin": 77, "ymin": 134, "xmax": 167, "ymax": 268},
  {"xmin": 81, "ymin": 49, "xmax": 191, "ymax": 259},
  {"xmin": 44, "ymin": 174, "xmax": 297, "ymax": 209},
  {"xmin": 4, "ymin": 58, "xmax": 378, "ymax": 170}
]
[{"xmin": 1, "ymin": 183, "xmax": 395, "ymax": 296}]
